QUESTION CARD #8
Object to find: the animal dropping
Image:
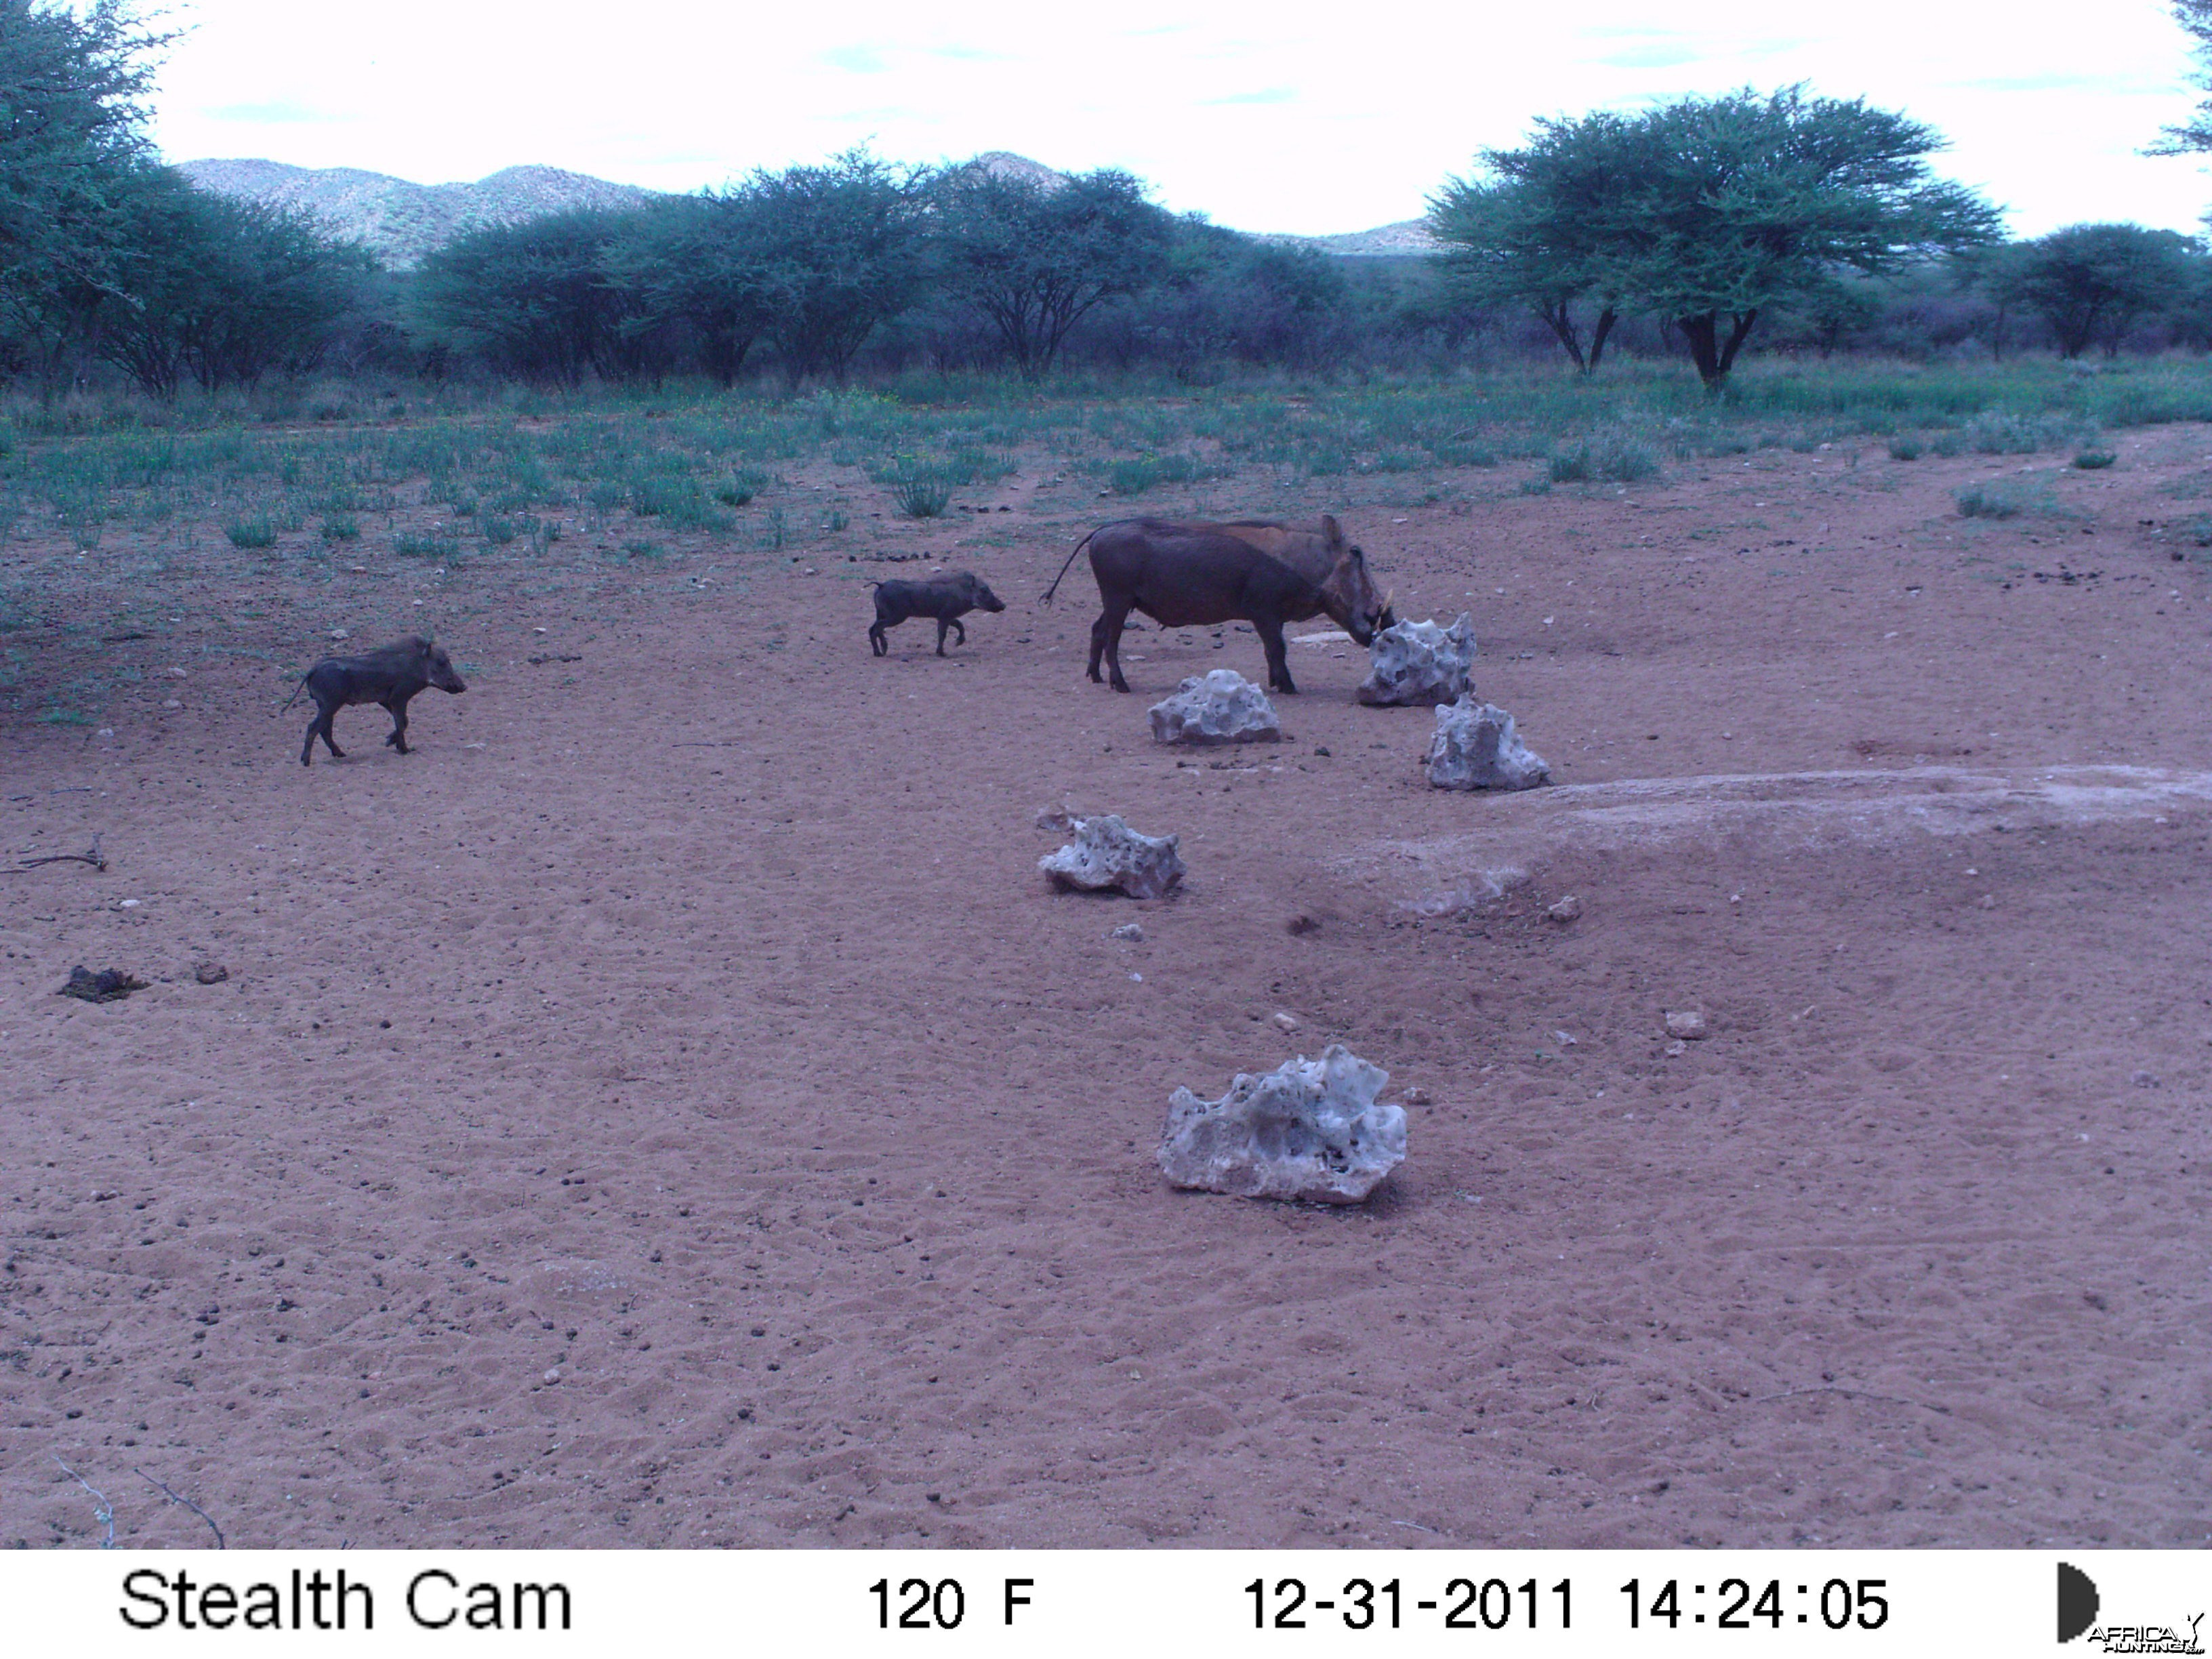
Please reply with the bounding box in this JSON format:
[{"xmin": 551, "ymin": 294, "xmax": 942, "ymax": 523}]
[
  {"xmin": 1148, "ymin": 670, "xmax": 1282, "ymax": 745},
  {"xmin": 1425, "ymin": 696, "xmax": 1550, "ymax": 791},
  {"xmin": 1158, "ymin": 1044, "xmax": 1406, "ymax": 1204},
  {"xmin": 1358, "ymin": 613, "xmax": 1478, "ymax": 706},
  {"xmin": 1039, "ymin": 813, "xmax": 1185, "ymax": 900}
]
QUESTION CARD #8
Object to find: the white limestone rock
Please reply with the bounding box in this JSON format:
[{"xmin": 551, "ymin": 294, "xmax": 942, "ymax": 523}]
[
  {"xmin": 1040, "ymin": 813, "xmax": 1186, "ymax": 899},
  {"xmin": 1425, "ymin": 696, "xmax": 1550, "ymax": 791},
  {"xmin": 1357, "ymin": 613, "xmax": 1477, "ymax": 706},
  {"xmin": 1157, "ymin": 1044, "xmax": 1406, "ymax": 1204},
  {"xmin": 1148, "ymin": 670, "xmax": 1282, "ymax": 745}
]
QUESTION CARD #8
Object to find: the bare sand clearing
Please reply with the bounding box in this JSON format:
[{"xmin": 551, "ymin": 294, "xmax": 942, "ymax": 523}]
[{"xmin": 4, "ymin": 430, "xmax": 2209, "ymax": 1549}]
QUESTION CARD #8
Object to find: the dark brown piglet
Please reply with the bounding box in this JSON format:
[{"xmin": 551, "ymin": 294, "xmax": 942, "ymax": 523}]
[{"xmin": 285, "ymin": 635, "xmax": 466, "ymax": 766}]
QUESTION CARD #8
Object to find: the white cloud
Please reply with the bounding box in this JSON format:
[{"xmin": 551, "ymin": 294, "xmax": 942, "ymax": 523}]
[{"xmin": 146, "ymin": 0, "xmax": 2212, "ymax": 236}]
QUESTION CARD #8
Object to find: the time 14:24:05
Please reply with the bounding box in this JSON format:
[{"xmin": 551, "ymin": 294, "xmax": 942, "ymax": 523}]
[{"xmin": 1622, "ymin": 1578, "xmax": 1891, "ymax": 1631}]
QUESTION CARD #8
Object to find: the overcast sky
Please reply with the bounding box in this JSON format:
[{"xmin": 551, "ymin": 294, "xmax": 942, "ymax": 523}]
[{"xmin": 146, "ymin": 0, "xmax": 2212, "ymax": 238}]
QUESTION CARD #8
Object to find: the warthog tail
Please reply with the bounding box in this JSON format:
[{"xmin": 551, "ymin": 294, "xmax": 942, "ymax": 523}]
[
  {"xmin": 1040, "ymin": 528, "xmax": 1103, "ymax": 606},
  {"xmin": 277, "ymin": 672, "xmax": 310, "ymax": 714}
]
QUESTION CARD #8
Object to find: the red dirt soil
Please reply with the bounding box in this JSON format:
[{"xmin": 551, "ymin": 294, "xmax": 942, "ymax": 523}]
[{"xmin": 4, "ymin": 430, "xmax": 2209, "ymax": 1549}]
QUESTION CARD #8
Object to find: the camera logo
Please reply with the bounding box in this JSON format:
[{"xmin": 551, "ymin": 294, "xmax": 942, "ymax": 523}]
[{"xmin": 2060, "ymin": 1562, "xmax": 2207, "ymax": 1653}]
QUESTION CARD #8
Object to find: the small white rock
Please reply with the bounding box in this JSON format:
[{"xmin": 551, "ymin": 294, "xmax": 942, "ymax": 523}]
[
  {"xmin": 1158, "ymin": 1044, "xmax": 1405, "ymax": 1204},
  {"xmin": 1272, "ymin": 1011, "xmax": 1300, "ymax": 1033},
  {"xmin": 1425, "ymin": 697, "xmax": 1550, "ymax": 792},
  {"xmin": 1665, "ymin": 1039, "xmax": 1688, "ymax": 1057},
  {"xmin": 1664, "ymin": 1010, "xmax": 1707, "ymax": 1040},
  {"xmin": 543, "ymin": 1368, "xmax": 562, "ymax": 1385},
  {"xmin": 1149, "ymin": 670, "xmax": 1281, "ymax": 745},
  {"xmin": 1546, "ymin": 895, "xmax": 1582, "ymax": 923},
  {"xmin": 1110, "ymin": 922, "xmax": 1145, "ymax": 942},
  {"xmin": 1040, "ymin": 813, "xmax": 1186, "ymax": 900},
  {"xmin": 1357, "ymin": 614, "xmax": 1478, "ymax": 707}
]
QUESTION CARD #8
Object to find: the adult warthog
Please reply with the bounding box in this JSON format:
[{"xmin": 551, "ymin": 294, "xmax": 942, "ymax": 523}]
[
  {"xmin": 1041, "ymin": 515, "xmax": 1387, "ymax": 694},
  {"xmin": 1204, "ymin": 517, "xmax": 1397, "ymax": 633}
]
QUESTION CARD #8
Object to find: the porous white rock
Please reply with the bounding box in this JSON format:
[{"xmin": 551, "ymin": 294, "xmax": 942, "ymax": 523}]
[
  {"xmin": 1425, "ymin": 695, "xmax": 1550, "ymax": 791},
  {"xmin": 1040, "ymin": 813, "xmax": 1186, "ymax": 899},
  {"xmin": 1157, "ymin": 1044, "xmax": 1406, "ymax": 1204},
  {"xmin": 1357, "ymin": 613, "xmax": 1477, "ymax": 706},
  {"xmin": 1148, "ymin": 670, "xmax": 1281, "ymax": 745}
]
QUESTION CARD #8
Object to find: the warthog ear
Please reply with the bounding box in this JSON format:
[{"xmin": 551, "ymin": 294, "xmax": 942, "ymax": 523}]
[{"xmin": 1321, "ymin": 513, "xmax": 1344, "ymax": 546}]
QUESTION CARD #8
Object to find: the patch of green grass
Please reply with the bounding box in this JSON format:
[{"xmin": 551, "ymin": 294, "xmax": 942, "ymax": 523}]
[
  {"xmin": 226, "ymin": 514, "xmax": 277, "ymax": 549},
  {"xmin": 481, "ymin": 516, "xmax": 518, "ymax": 545},
  {"xmin": 1887, "ymin": 435, "xmax": 1925, "ymax": 460},
  {"xmin": 394, "ymin": 532, "xmax": 457, "ymax": 558},
  {"xmin": 894, "ymin": 474, "xmax": 951, "ymax": 518},
  {"xmin": 620, "ymin": 537, "xmax": 661, "ymax": 558},
  {"xmin": 321, "ymin": 514, "xmax": 361, "ymax": 541},
  {"xmin": 1954, "ymin": 478, "xmax": 2060, "ymax": 519},
  {"xmin": 2072, "ymin": 448, "xmax": 2116, "ymax": 470}
]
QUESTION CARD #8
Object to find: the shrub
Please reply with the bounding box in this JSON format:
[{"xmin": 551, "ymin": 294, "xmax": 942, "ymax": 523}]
[
  {"xmin": 320, "ymin": 514, "xmax": 361, "ymax": 541},
  {"xmin": 226, "ymin": 515, "xmax": 276, "ymax": 548},
  {"xmin": 394, "ymin": 532, "xmax": 457, "ymax": 558},
  {"xmin": 895, "ymin": 473, "xmax": 951, "ymax": 517},
  {"xmin": 482, "ymin": 516, "xmax": 518, "ymax": 545},
  {"xmin": 1887, "ymin": 435, "xmax": 1924, "ymax": 460},
  {"xmin": 716, "ymin": 482, "xmax": 756, "ymax": 506},
  {"xmin": 620, "ymin": 537, "xmax": 661, "ymax": 558},
  {"xmin": 1550, "ymin": 426, "xmax": 1660, "ymax": 484},
  {"xmin": 1954, "ymin": 478, "xmax": 2055, "ymax": 519},
  {"xmin": 2072, "ymin": 449, "xmax": 2116, "ymax": 470}
]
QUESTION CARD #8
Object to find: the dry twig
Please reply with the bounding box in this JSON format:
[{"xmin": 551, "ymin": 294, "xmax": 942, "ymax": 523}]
[
  {"xmin": 54, "ymin": 1456, "xmax": 115, "ymax": 1549},
  {"xmin": 1752, "ymin": 1384, "xmax": 1950, "ymax": 1415},
  {"xmin": 136, "ymin": 1467, "xmax": 226, "ymax": 1548},
  {"xmin": 5, "ymin": 835, "xmax": 106, "ymax": 874}
]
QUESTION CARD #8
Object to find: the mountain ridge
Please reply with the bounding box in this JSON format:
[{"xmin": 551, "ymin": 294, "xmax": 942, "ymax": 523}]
[{"xmin": 177, "ymin": 153, "xmax": 1441, "ymax": 267}]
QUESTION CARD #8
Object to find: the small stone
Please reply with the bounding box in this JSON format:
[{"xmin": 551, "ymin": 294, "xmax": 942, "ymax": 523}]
[
  {"xmin": 543, "ymin": 1368, "xmax": 562, "ymax": 1385},
  {"xmin": 1040, "ymin": 813, "xmax": 1186, "ymax": 900},
  {"xmin": 328, "ymin": 628, "xmax": 348, "ymax": 640},
  {"xmin": 1977, "ymin": 893, "xmax": 1996, "ymax": 909},
  {"xmin": 193, "ymin": 962, "xmax": 228, "ymax": 985},
  {"xmin": 2130, "ymin": 1069, "xmax": 2158, "ymax": 1088},
  {"xmin": 1400, "ymin": 1086, "xmax": 1433, "ymax": 1106},
  {"xmin": 1158, "ymin": 1044, "xmax": 1406, "ymax": 1204},
  {"xmin": 1272, "ymin": 1011, "xmax": 1300, "ymax": 1033},
  {"xmin": 1285, "ymin": 913, "xmax": 1319, "ymax": 936},
  {"xmin": 1664, "ymin": 1039, "xmax": 1688, "ymax": 1057},
  {"xmin": 1425, "ymin": 697, "xmax": 1550, "ymax": 791},
  {"xmin": 1358, "ymin": 614, "xmax": 1478, "ymax": 706},
  {"xmin": 1148, "ymin": 670, "xmax": 1282, "ymax": 745},
  {"xmin": 1109, "ymin": 922, "xmax": 1145, "ymax": 942},
  {"xmin": 1546, "ymin": 895, "xmax": 1582, "ymax": 923},
  {"xmin": 1664, "ymin": 1010, "xmax": 1707, "ymax": 1040}
]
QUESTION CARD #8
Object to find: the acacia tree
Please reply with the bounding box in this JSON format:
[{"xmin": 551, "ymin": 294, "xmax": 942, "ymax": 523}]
[
  {"xmin": 1997, "ymin": 224, "xmax": 2199, "ymax": 357},
  {"xmin": 1442, "ymin": 89, "xmax": 1999, "ymax": 389},
  {"xmin": 0, "ymin": 0, "xmax": 177, "ymax": 387},
  {"xmin": 746, "ymin": 149, "xmax": 928, "ymax": 386},
  {"xmin": 601, "ymin": 192, "xmax": 775, "ymax": 386},
  {"xmin": 1429, "ymin": 113, "xmax": 1639, "ymax": 373},
  {"xmin": 930, "ymin": 167, "xmax": 1172, "ymax": 378},
  {"xmin": 2155, "ymin": 1, "xmax": 2212, "ymax": 153},
  {"xmin": 418, "ymin": 210, "xmax": 636, "ymax": 386}
]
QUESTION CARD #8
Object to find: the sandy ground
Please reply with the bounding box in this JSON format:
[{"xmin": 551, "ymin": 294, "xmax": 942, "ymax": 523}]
[{"xmin": 3, "ymin": 426, "xmax": 2210, "ymax": 1550}]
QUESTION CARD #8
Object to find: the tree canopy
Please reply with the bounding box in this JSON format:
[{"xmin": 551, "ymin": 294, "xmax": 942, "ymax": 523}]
[
  {"xmin": 1996, "ymin": 223, "xmax": 2200, "ymax": 358},
  {"xmin": 929, "ymin": 166, "xmax": 1173, "ymax": 378},
  {"xmin": 1432, "ymin": 87, "xmax": 2001, "ymax": 387}
]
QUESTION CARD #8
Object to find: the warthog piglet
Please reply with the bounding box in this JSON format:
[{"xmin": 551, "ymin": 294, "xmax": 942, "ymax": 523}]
[
  {"xmin": 868, "ymin": 571, "xmax": 1006, "ymax": 657},
  {"xmin": 287, "ymin": 634, "xmax": 466, "ymax": 766}
]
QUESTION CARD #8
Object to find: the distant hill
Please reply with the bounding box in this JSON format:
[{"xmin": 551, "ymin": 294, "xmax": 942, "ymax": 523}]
[
  {"xmin": 176, "ymin": 159, "xmax": 660, "ymax": 269},
  {"xmin": 1277, "ymin": 219, "xmax": 1443, "ymax": 258},
  {"xmin": 179, "ymin": 152, "xmax": 1439, "ymax": 266}
]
